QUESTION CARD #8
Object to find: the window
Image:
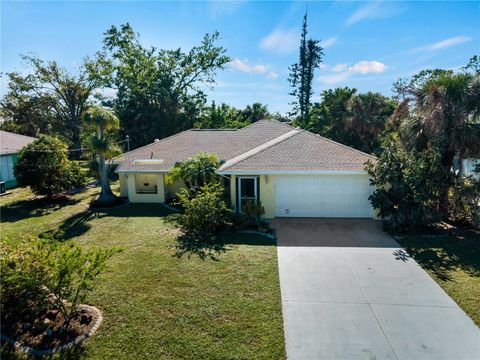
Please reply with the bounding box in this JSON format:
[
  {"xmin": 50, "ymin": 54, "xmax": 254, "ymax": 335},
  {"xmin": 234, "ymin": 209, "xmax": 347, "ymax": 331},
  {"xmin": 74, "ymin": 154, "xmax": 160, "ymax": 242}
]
[
  {"xmin": 135, "ymin": 174, "xmax": 158, "ymax": 194},
  {"xmin": 0, "ymin": 156, "xmax": 14, "ymax": 182},
  {"xmin": 238, "ymin": 176, "xmax": 258, "ymax": 210}
]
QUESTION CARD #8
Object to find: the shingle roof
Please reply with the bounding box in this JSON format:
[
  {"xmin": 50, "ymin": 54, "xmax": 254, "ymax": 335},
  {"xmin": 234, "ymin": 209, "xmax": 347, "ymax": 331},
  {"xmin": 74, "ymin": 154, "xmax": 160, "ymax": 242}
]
[
  {"xmin": 115, "ymin": 120, "xmax": 293, "ymax": 172},
  {"xmin": 0, "ymin": 131, "xmax": 36, "ymax": 155},
  {"xmin": 217, "ymin": 130, "xmax": 376, "ymax": 173},
  {"xmin": 115, "ymin": 120, "xmax": 375, "ymax": 173}
]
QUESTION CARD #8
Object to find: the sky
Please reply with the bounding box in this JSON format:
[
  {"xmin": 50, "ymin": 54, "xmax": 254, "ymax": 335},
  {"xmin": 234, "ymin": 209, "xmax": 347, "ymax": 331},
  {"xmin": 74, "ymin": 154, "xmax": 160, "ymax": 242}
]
[{"xmin": 1, "ymin": 1, "xmax": 479, "ymax": 114}]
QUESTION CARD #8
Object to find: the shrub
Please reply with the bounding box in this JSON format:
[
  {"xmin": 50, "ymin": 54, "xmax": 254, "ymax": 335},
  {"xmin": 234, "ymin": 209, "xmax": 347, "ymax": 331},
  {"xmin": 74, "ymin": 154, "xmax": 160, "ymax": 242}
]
[
  {"xmin": 176, "ymin": 182, "xmax": 232, "ymax": 247},
  {"xmin": 366, "ymin": 142, "xmax": 451, "ymax": 232},
  {"xmin": 0, "ymin": 238, "xmax": 51, "ymax": 321},
  {"xmin": 14, "ymin": 135, "xmax": 85, "ymax": 197},
  {"xmin": 237, "ymin": 200, "xmax": 266, "ymax": 229},
  {"xmin": 449, "ymin": 175, "xmax": 480, "ymax": 228},
  {"xmin": 1, "ymin": 237, "xmax": 112, "ymax": 327}
]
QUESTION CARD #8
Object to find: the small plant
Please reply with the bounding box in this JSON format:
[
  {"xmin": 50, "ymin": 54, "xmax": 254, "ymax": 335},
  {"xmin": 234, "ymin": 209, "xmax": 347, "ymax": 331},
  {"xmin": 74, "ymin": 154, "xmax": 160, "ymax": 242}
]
[
  {"xmin": 449, "ymin": 174, "xmax": 480, "ymax": 229},
  {"xmin": 240, "ymin": 200, "xmax": 266, "ymax": 229}
]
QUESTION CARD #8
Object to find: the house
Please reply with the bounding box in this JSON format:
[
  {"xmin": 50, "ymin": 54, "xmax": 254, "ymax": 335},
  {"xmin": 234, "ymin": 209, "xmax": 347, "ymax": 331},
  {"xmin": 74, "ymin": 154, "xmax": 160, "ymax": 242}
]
[
  {"xmin": 115, "ymin": 120, "xmax": 377, "ymax": 218},
  {"xmin": 0, "ymin": 130, "xmax": 36, "ymax": 189}
]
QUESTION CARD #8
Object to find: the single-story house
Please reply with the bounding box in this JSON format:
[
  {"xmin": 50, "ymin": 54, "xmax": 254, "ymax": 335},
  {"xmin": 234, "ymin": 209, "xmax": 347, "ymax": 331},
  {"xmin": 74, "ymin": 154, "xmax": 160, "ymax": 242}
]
[
  {"xmin": 114, "ymin": 120, "xmax": 377, "ymax": 219},
  {"xmin": 0, "ymin": 130, "xmax": 36, "ymax": 189}
]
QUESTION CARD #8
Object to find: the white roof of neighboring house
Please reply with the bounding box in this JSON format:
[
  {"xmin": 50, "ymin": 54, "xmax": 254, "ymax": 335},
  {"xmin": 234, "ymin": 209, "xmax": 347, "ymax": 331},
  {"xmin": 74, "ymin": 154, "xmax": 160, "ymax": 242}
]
[{"xmin": 0, "ymin": 130, "xmax": 36, "ymax": 155}]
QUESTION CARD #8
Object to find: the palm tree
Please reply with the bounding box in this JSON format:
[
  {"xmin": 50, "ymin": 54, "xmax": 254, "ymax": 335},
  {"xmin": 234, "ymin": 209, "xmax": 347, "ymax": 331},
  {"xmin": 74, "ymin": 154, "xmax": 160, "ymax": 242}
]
[
  {"xmin": 84, "ymin": 106, "xmax": 120, "ymax": 205},
  {"xmin": 399, "ymin": 71, "xmax": 480, "ymax": 212}
]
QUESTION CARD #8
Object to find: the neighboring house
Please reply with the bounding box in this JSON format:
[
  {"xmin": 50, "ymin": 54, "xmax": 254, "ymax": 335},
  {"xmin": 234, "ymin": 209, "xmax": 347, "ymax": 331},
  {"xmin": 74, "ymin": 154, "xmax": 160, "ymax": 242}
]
[
  {"xmin": 461, "ymin": 158, "xmax": 479, "ymax": 178},
  {"xmin": 0, "ymin": 130, "xmax": 36, "ymax": 189},
  {"xmin": 114, "ymin": 120, "xmax": 377, "ymax": 219}
]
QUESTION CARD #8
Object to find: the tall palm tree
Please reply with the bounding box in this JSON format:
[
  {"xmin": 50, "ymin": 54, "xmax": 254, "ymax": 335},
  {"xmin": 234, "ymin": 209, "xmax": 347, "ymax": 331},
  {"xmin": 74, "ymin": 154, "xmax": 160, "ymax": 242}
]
[
  {"xmin": 84, "ymin": 106, "xmax": 120, "ymax": 205},
  {"xmin": 399, "ymin": 71, "xmax": 480, "ymax": 212}
]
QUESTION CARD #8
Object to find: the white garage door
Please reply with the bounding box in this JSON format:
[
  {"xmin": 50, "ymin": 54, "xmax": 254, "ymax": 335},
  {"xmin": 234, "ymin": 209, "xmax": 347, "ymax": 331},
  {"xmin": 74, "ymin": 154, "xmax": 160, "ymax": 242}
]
[{"xmin": 275, "ymin": 175, "xmax": 374, "ymax": 218}]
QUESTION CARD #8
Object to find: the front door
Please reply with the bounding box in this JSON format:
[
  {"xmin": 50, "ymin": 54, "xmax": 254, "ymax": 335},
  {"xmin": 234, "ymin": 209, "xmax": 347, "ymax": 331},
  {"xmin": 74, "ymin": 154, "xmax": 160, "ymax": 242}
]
[{"xmin": 238, "ymin": 176, "xmax": 258, "ymax": 211}]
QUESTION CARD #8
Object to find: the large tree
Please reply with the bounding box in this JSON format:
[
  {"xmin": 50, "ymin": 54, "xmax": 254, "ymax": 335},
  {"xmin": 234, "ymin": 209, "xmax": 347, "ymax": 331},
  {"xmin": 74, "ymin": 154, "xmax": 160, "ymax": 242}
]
[
  {"xmin": 84, "ymin": 106, "xmax": 121, "ymax": 206},
  {"xmin": 288, "ymin": 13, "xmax": 323, "ymax": 127},
  {"xmin": 1, "ymin": 56, "xmax": 96, "ymax": 156},
  {"xmin": 309, "ymin": 88, "xmax": 395, "ymax": 154},
  {"xmin": 87, "ymin": 23, "xmax": 231, "ymax": 148},
  {"xmin": 393, "ymin": 58, "xmax": 480, "ymax": 213}
]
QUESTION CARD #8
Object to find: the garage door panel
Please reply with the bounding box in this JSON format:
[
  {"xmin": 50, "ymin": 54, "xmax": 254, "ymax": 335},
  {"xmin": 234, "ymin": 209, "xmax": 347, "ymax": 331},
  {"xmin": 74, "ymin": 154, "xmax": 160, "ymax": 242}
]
[{"xmin": 275, "ymin": 176, "xmax": 373, "ymax": 218}]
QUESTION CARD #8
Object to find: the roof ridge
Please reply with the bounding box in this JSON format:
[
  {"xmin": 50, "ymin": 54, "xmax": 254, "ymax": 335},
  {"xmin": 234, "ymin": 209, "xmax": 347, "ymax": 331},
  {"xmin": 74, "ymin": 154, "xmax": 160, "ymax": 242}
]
[
  {"xmin": 303, "ymin": 131, "xmax": 377, "ymax": 160},
  {"xmin": 239, "ymin": 119, "xmax": 295, "ymax": 131},
  {"xmin": 218, "ymin": 129, "xmax": 301, "ymax": 171}
]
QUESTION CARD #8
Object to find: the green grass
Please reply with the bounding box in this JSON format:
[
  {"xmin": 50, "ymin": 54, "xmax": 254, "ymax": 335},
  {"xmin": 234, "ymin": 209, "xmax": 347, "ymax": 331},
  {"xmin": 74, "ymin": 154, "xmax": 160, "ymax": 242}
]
[
  {"xmin": 0, "ymin": 185, "xmax": 286, "ymax": 359},
  {"xmin": 396, "ymin": 228, "xmax": 480, "ymax": 326}
]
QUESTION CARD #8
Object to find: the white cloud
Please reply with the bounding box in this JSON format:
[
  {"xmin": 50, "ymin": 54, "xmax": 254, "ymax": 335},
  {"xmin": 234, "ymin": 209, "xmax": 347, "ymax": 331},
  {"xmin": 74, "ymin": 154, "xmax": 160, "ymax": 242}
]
[
  {"xmin": 332, "ymin": 63, "xmax": 348, "ymax": 73},
  {"xmin": 345, "ymin": 1, "xmax": 404, "ymax": 27},
  {"xmin": 259, "ymin": 28, "xmax": 299, "ymax": 55},
  {"xmin": 268, "ymin": 71, "xmax": 278, "ymax": 80},
  {"xmin": 318, "ymin": 72, "xmax": 351, "ymax": 86},
  {"xmin": 319, "ymin": 63, "xmax": 329, "ymax": 70},
  {"xmin": 348, "ymin": 60, "xmax": 387, "ymax": 74},
  {"xmin": 411, "ymin": 36, "xmax": 472, "ymax": 53},
  {"xmin": 320, "ymin": 37, "xmax": 337, "ymax": 48},
  {"xmin": 229, "ymin": 58, "xmax": 267, "ymax": 74},
  {"xmin": 208, "ymin": 1, "xmax": 245, "ymax": 18}
]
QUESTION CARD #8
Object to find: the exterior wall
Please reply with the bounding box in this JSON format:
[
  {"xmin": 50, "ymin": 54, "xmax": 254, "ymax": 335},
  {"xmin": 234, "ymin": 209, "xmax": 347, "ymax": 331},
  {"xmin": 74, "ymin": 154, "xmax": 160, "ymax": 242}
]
[
  {"xmin": 125, "ymin": 173, "xmax": 165, "ymax": 203},
  {"xmin": 230, "ymin": 175, "xmax": 236, "ymax": 210},
  {"xmin": 165, "ymin": 179, "xmax": 186, "ymax": 200},
  {"xmin": 0, "ymin": 154, "xmax": 18, "ymax": 189},
  {"xmin": 119, "ymin": 173, "xmax": 128, "ymax": 197},
  {"xmin": 229, "ymin": 173, "xmax": 377, "ymax": 219}
]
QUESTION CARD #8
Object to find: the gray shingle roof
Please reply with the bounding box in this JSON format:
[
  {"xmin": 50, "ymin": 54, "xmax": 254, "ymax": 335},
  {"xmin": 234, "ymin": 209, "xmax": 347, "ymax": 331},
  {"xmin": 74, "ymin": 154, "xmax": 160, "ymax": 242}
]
[
  {"xmin": 115, "ymin": 120, "xmax": 293, "ymax": 172},
  {"xmin": 115, "ymin": 120, "xmax": 375, "ymax": 173},
  {"xmin": 0, "ymin": 131, "xmax": 36, "ymax": 155}
]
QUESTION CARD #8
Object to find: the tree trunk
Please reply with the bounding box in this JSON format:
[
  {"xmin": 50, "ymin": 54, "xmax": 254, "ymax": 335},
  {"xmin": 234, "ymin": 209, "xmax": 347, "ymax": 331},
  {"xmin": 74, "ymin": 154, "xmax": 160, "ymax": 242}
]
[
  {"xmin": 71, "ymin": 127, "xmax": 82, "ymax": 160},
  {"xmin": 96, "ymin": 126, "xmax": 118, "ymax": 206},
  {"xmin": 438, "ymin": 150, "xmax": 455, "ymax": 217}
]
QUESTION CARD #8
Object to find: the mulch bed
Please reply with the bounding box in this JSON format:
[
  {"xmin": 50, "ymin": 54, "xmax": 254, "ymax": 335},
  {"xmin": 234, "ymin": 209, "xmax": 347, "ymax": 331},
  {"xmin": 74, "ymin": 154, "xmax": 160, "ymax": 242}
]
[{"xmin": 1, "ymin": 305, "xmax": 102, "ymax": 356}]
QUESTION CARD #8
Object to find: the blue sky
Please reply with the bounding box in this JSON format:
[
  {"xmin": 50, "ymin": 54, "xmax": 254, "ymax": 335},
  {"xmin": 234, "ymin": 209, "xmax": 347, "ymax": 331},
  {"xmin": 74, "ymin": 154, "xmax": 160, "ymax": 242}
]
[{"xmin": 1, "ymin": 1, "xmax": 479, "ymax": 114}]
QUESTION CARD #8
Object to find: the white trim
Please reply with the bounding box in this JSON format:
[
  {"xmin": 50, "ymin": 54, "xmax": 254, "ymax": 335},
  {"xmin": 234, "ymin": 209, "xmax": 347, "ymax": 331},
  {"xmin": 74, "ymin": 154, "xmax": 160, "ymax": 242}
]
[
  {"xmin": 219, "ymin": 170, "xmax": 368, "ymax": 175},
  {"xmin": 116, "ymin": 170, "xmax": 168, "ymax": 174}
]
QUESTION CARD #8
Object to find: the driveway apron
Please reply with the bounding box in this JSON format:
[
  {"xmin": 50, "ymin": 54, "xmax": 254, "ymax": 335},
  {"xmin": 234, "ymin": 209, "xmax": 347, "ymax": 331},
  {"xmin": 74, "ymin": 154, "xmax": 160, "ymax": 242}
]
[{"xmin": 274, "ymin": 218, "xmax": 480, "ymax": 360}]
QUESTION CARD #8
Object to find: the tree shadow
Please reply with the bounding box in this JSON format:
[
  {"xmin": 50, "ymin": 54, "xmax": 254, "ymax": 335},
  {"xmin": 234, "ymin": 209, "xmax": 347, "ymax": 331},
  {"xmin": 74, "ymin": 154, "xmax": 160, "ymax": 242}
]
[
  {"xmin": 0, "ymin": 338, "xmax": 87, "ymax": 359},
  {"xmin": 40, "ymin": 211, "xmax": 94, "ymax": 242},
  {"xmin": 398, "ymin": 227, "xmax": 480, "ymax": 281},
  {"xmin": 1, "ymin": 196, "xmax": 81, "ymax": 223}
]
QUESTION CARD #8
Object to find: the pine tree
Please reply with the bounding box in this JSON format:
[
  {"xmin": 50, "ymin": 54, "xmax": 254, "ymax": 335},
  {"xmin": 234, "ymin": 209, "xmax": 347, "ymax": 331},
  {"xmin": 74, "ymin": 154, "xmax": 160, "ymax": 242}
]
[{"xmin": 288, "ymin": 13, "xmax": 323, "ymax": 127}]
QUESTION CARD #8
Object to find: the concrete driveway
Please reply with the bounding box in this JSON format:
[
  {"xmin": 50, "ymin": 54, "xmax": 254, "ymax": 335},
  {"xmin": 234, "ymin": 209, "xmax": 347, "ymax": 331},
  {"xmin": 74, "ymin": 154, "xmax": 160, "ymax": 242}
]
[{"xmin": 274, "ymin": 218, "xmax": 479, "ymax": 360}]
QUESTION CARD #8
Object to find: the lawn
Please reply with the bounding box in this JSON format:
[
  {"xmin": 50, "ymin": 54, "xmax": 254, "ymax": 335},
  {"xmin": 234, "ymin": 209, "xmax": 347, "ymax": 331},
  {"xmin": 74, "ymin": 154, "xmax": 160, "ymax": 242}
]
[
  {"xmin": 396, "ymin": 228, "xmax": 480, "ymax": 326},
  {"xmin": 0, "ymin": 184, "xmax": 286, "ymax": 359}
]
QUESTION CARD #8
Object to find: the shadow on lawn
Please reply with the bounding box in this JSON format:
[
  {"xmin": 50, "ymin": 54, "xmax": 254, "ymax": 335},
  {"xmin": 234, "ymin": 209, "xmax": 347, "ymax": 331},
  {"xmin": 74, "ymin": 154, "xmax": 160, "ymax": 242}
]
[
  {"xmin": 175, "ymin": 232, "xmax": 276, "ymax": 260},
  {"xmin": 40, "ymin": 210, "xmax": 94, "ymax": 242},
  {"xmin": 1, "ymin": 339, "xmax": 87, "ymax": 360},
  {"xmin": 398, "ymin": 228, "xmax": 480, "ymax": 281},
  {"xmin": 0, "ymin": 196, "xmax": 81, "ymax": 223}
]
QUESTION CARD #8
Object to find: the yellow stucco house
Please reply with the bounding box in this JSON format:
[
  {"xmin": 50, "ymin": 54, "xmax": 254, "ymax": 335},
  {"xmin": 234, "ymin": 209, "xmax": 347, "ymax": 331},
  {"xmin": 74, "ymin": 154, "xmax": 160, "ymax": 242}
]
[{"xmin": 114, "ymin": 120, "xmax": 377, "ymax": 219}]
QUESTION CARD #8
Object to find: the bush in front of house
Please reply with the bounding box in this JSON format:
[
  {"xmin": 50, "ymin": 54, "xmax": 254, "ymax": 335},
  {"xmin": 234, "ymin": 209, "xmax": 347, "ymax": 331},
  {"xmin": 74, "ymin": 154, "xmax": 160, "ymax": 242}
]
[
  {"xmin": 1, "ymin": 237, "xmax": 112, "ymax": 331},
  {"xmin": 176, "ymin": 182, "xmax": 232, "ymax": 252},
  {"xmin": 448, "ymin": 173, "xmax": 480, "ymax": 229},
  {"xmin": 14, "ymin": 135, "xmax": 86, "ymax": 197},
  {"xmin": 366, "ymin": 142, "xmax": 452, "ymax": 232}
]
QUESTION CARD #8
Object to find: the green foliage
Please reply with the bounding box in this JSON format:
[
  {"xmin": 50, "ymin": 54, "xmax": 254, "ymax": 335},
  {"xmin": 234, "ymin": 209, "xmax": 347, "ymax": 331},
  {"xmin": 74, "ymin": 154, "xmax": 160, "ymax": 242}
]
[
  {"xmin": 14, "ymin": 135, "xmax": 85, "ymax": 197},
  {"xmin": 1, "ymin": 237, "xmax": 51, "ymax": 320},
  {"xmin": 239, "ymin": 200, "xmax": 266, "ymax": 229},
  {"xmin": 176, "ymin": 182, "xmax": 233, "ymax": 255},
  {"xmin": 366, "ymin": 141, "xmax": 451, "ymax": 232},
  {"xmin": 166, "ymin": 152, "xmax": 220, "ymax": 191},
  {"xmin": 309, "ymin": 88, "xmax": 396, "ymax": 154},
  {"xmin": 195, "ymin": 101, "xmax": 271, "ymax": 129},
  {"xmin": 86, "ymin": 23, "xmax": 231, "ymax": 148},
  {"xmin": 44, "ymin": 242, "xmax": 112, "ymax": 324},
  {"xmin": 0, "ymin": 55, "xmax": 95, "ymax": 154},
  {"xmin": 289, "ymin": 13, "xmax": 323, "ymax": 126},
  {"xmin": 1, "ymin": 237, "xmax": 112, "ymax": 326},
  {"xmin": 448, "ymin": 175, "xmax": 480, "ymax": 228}
]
